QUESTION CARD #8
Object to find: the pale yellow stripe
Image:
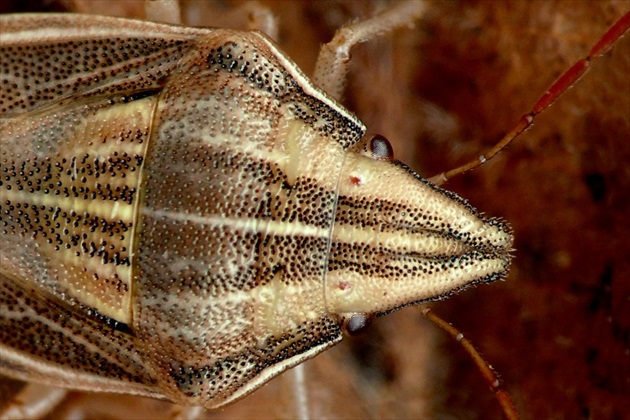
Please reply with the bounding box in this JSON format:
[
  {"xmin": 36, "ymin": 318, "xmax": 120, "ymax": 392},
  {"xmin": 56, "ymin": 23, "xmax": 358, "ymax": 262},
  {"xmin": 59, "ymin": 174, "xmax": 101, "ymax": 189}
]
[
  {"xmin": 189, "ymin": 117, "xmax": 344, "ymax": 188},
  {"xmin": 251, "ymin": 31, "xmax": 365, "ymax": 133},
  {"xmin": 141, "ymin": 275, "xmax": 324, "ymax": 344},
  {"xmin": 142, "ymin": 208, "xmax": 329, "ymax": 238},
  {"xmin": 2, "ymin": 190, "xmax": 135, "ymax": 223},
  {"xmin": 331, "ymin": 223, "xmax": 471, "ymax": 257},
  {"xmin": 0, "ymin": 343, "xmax": 155, "ymax": 397},
  {"xmin": 2, "ymin": 305, "xmax": 136, "ymax": 370},
  {"xmin": 0, "ymin": 14, "xmax": 207, "ymax": 45},
  {"xmin": 55, "ymin": 257, "xmax": 131, "ymax": 324}
]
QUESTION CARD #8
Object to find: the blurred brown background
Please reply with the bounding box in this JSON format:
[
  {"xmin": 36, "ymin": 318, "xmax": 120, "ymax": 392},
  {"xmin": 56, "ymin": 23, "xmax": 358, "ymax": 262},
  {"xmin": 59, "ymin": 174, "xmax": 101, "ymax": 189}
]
[{"xmin": 1, "ymin": 1, "xmax": 628, "ymax": 419}]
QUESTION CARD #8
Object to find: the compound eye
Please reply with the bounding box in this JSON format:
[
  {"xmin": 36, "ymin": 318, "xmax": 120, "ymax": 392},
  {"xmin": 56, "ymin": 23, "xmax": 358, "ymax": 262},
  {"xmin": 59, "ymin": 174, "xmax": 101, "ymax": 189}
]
[
  {"xmin": 342, "ymin": 313, "xmax": 374, "ymax": 335},
  {"xmin": 369, "ymin": 134, "xmax": 394, "ymax": 160}
]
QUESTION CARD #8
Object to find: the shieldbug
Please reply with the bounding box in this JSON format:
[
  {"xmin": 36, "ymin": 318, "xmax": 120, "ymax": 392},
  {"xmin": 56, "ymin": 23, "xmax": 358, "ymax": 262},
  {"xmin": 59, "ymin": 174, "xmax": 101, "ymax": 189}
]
[{"xmin": 1, "ymin": 0, "xmax": 630, "ymax": 420}]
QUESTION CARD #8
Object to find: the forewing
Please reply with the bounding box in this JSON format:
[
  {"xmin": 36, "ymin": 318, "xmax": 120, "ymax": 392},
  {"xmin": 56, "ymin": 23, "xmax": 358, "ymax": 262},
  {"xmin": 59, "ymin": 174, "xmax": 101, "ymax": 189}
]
[
  {"xmin": 0, "ymin": 14, "xmax": 209, "ymax": 393},
  {"xmin": 0, "ymin": 13, "xmax": 211, "ymax": 118}
]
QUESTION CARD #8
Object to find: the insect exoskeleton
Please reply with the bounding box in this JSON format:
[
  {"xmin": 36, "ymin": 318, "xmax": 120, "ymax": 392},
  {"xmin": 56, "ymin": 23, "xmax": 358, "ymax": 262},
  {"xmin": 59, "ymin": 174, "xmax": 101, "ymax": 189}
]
[
  {"xmin": 0, "ymin": 1, "xmax": 514, "ymax": 413},
  {"xmin": 1, "ymin": 1, "xmax": 629, "ymax": 419}
]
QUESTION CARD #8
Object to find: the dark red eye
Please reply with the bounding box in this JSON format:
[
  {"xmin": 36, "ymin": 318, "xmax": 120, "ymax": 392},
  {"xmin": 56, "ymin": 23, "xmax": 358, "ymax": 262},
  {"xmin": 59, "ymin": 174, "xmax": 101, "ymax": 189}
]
[
  {"xmin": 343, "ymin": 313, "xmax": 373, "ymax": 335},
  {"xmin": 369, "ymin": 134, "xmax": 394, "ymax": 160}
]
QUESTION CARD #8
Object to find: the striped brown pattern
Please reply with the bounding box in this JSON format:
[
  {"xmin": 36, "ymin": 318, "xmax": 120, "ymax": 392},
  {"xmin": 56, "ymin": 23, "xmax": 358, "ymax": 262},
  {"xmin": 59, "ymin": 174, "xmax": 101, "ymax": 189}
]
[{"xmin": 0, "ymin": 14, "xmax": 512, "ymax": 409}]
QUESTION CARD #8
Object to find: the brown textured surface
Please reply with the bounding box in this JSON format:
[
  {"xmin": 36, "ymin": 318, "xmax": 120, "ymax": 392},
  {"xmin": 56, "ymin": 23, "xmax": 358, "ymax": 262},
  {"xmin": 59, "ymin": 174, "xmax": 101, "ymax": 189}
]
[
  {"xmin": 404, "ymin": 2, "xmax": 630, "ymax": 419},
  {"xmin": 1, "ymin": 1, "xmax": 628, "ymax": 419}
]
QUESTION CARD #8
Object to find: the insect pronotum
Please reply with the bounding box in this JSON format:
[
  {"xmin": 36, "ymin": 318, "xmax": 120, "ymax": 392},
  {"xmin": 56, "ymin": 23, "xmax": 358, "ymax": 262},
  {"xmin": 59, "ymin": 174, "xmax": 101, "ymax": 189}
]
[{"xmin": 1, "ymin": 0, "xmax": 630, "ymax": 420}]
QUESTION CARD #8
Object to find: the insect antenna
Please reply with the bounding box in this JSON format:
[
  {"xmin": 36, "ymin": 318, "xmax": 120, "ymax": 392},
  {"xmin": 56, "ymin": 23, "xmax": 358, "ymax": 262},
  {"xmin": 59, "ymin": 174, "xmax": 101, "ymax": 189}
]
[{"xmin": 428, "ymin": 10, "xmax": 630, "ymax": 186}]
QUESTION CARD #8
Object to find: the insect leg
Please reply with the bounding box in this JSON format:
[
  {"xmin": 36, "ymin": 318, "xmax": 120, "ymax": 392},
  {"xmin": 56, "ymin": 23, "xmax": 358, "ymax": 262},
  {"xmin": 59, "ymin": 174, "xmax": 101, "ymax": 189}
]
[
  {"xmin": 421, "ymin": 308, "xmax": 519, "ymax": 420},
  {"xmin": 231, "ymin": 2, "xmax": 279, "ymax": 40},
  {"xmin": 313, "ymin": 0, "xmax": 427, "ymax": 101},
  {"xmin": 0, "ymin": 381, "xmax": 67, "ymax": 420},
  {"xmin": 144, "ymin": 0, "xmax": 181, "ymax": 24}
]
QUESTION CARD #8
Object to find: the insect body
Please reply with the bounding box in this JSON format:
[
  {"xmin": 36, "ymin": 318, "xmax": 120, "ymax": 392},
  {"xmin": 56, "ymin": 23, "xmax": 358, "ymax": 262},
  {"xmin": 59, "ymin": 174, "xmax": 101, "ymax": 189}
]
[{"xmin": 0, "ymin": 13, "xmax": 512, "ymax": 410}]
